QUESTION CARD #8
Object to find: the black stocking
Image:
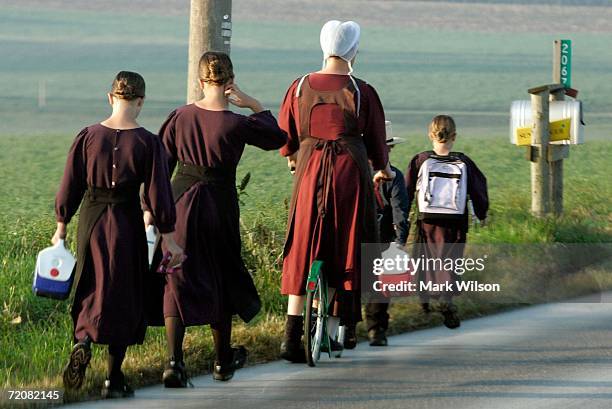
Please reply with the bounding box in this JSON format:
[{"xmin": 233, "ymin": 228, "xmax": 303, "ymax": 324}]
[
  {"xmin": 211, "ymin": 315, "xmax": 232, "ymax": 364},
  {"xmin": 107, "ymin": 344, "xmax": 127, "ymax": 383},
  {"xmin": 165, "ymin": 316, "xmax": 185, "ymax": 363}
]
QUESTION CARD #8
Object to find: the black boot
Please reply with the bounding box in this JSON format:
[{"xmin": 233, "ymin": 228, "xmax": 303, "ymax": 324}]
[
  {"xmin": 439, "ymin": 302, "xmax": 461, "ymax": 329},
  {"xmin": 343, "ymin": 325, "xmax": 357, "ymax": 350},
  {"xmin": 162, "ymin": 358, "xmax": 191, "ymax": 388},
  {"xmin": 280, "ymin": 315, "xmax": 307, "ymax": 363},
  {"xmin": 321, "ymin": 338, "xmax": 344, "ymax": 353},
  {"xmin": 101, "ymin": 372, "xmax": 134, "ymax": 399},
  {"xmin": 368, "ymin": 328, "xmax": 388, "ymax": 346},
  {"xmin": 63, "ymin": 336, "xmax": 92, "ymax": 390},
  {"xmin": 213, "ymin": 346, "xmax": 248, "ymax": 381}
]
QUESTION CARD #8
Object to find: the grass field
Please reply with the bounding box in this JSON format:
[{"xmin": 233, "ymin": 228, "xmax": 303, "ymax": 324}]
[
  {"xmin": 1, "ymin": 132, "xmax": 610, "ymax": 405},
  {"xmin": 1, "ymin": 3, "xmax": 612, "ymax": 137},
  {"xmin": 0, "ymin": 1, "xmax": 611, "ymax": 406}
]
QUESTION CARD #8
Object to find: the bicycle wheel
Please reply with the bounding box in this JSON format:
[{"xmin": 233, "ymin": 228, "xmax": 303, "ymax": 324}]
[{"xmin": 305, "ymin": 261, "xmax": 326, "ymax": 367}]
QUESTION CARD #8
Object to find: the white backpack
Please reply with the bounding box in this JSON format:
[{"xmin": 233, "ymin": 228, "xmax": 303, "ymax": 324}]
[{"xmin": 416, "ymin": 153, "xmax": 468, "ymax": 217}]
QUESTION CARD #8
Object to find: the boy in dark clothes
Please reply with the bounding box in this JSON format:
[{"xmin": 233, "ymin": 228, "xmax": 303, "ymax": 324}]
[{"xmin": 366, "ymin": 135, "xmax": 410, "ymax": 347}]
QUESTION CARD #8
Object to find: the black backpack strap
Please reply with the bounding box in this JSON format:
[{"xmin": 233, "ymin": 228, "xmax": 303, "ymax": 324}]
[{"xmin": 429, "ymin": 151, "xmax": 465, "ymax": 162}]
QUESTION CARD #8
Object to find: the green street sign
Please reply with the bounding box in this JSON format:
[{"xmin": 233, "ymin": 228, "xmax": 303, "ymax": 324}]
[{"xmin": 560, "ymin": 39, "xmax": 572, "ymax": 88}]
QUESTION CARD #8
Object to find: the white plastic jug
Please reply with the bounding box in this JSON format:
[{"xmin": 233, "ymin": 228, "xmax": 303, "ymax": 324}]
[
  {"xmin": 32, "ymin": 239, "xmax": 76, "ymax": 300},
  {"xmin": 146, "ymin": 225, "xmax": 159, "ymax": 266}
]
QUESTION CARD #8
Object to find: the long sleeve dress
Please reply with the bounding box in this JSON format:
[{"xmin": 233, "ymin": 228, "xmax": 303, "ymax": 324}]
[
  {"xmin": 55, "ymin": 124, "xmax": 176, "ymax": 346},
  {"xmin": 404, "ymin": 150, "xmax": 489, "ymax": 301},
  {"xmin": 278, "ymin": 73, "xmax": 388, "ymax": 322},
  {"xmin": 147, "ymin": 105, "xmax": 287, "ymax": 326}
]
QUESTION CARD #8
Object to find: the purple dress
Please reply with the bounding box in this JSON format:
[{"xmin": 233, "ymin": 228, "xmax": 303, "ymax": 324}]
[
  {"xmin": 56, "ymin": 124, "xmax": 176, "ymax": 345},
  {"xmin": 147, "ymin": 105, "xmax": 287, "ymax": 326}
]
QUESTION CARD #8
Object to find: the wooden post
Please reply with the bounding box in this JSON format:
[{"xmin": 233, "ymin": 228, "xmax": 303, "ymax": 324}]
[
  {"xmin": 549, "ymin": 40, "xmax": 569, "ymax": 216},
  {"xmin": 187, "ymin": 0, "xmax": 232, "ymax": 103},
  {"xmin": 549, "ymin": 87, "xmax": 567, "ymax": 216},
  {"xmin": 529, "ymin": 89, "xmax": 550, "ymax": 216}
]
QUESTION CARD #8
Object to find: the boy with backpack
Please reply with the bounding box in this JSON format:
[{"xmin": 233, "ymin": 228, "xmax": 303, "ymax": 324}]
[{"xmin": 404, "ymin": 115, "xmax": 488, "ymax": 329}]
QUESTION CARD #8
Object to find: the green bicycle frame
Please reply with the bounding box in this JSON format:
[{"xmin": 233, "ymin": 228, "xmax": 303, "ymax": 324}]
[{"xmin": 305, "ymin": 260, "xmax": 331, "ymax": 355}]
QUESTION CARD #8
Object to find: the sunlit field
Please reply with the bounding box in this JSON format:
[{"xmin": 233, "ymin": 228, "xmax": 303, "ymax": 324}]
[{"xmin": 0, "ymin": 1, "xmax": 610, "ymax": 405}]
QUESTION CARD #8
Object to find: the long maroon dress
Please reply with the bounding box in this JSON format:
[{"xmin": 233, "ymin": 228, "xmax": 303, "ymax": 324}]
[
  {"xmin": 404, "ymin": 151, "xmax": 489, "ymax": 301},
  {"xmin": 148, "ymin": 105, "xmax": 287, "ymax": 326},
  {"xmin": 279, "ymin": 73, "xmax": 388, "ymax": 316},
  {"xmin": 55, "ymin": 124, "xmax": 176, "ymax": 345}
]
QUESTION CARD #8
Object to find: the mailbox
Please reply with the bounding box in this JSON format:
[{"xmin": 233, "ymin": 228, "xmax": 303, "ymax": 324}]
[{"xmin": 510, "ymin": 100, "xmax": 584, "ymax": 145}]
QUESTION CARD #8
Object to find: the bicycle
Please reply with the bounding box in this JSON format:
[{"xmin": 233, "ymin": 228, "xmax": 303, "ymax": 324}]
[{"xmin": 304, "ymin": 260, "xmax": 346, "ymax": 367}]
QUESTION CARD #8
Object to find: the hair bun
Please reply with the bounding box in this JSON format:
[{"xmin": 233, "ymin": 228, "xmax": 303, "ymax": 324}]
[
  {"xmin": 199, "ymin": 52, "xmax": 234, "ymax": 86},
  {"xmin": 435, "ymin": 127, "xmax": 449, "ymax": 140},
  {"xmin": 111, "ymin": 71, "xmax": 145, "ymax": 100},
  {"xmin": 114, "ymin": 82, "xmax": 135, "ymax": 98}
]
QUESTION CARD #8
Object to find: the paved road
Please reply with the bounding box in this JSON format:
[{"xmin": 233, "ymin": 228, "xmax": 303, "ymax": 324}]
[{"xmin": 68, "ymin": 295, "xmax": 612, "ymax": 409}]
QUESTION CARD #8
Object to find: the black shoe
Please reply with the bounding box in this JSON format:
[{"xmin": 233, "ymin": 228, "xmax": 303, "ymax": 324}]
[
  {"xmin": 63, "ymin": 339, "xmax": 92, "ymax": 390},
  {"xmin": 368, "ymin": 329, "xmax": 388, "ymax": 347},
  {"xmin": 213, "ymin": 346, "xmax": 248, "ymax": 381},
  {"xmin": 320, "ymin": 338, "xmax": 344, "ymax": 353},
  {"xmin": 280, "ymin": 339, "xmax": 307, "ymax": 363},
  {"xmin": 162, "ymin": 358, "xmax": 191, "ymax": 388},
  {"xmin": 343, "ymin": 325, "xmax": 357, "ymax": 350},
  {"xmin": 440, "ymin": 303, "xmax": 461, "ymax": 329},
  {"xmin": 101, "ymin": 374, "xmax": 134, "ymax": 399}
]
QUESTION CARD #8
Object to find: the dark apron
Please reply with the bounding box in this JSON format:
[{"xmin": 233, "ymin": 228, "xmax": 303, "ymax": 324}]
[
  {"xmin": 283, "ymin": 75, "xmax": 380, "ymax": 324},
  {"xmin": 171, "ymin": 161, "xmax": 237, "ymax": 200},
  {"xmin": 284, "ymin": 75, "xmax": 378, "ymax": 250},
  {"xmin": 162, "ymin": 161, "xmax": 261, "ymax": 323},
  {"xmin": 73, "ymin": 185, "xmax": 141, "ymax": 293}
]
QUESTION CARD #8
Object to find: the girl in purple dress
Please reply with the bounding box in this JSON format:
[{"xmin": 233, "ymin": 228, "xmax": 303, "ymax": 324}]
[
  {"xmin": 148, "ymin": 52, "xmax": 287, "ymax": 385},
  {"xmin": 54, "ymin": 71, "xmax": 183, "ymax": 398}
]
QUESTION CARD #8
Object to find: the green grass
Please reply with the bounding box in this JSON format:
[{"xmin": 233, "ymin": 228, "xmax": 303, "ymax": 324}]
[{"xmin": 1, "ymin": 132, "xmax": 610, "ymax": 407}]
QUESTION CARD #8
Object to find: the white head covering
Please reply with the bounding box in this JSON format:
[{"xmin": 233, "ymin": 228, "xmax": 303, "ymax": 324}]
[{"xmin": 320, "ymin": 20, "xmax": 361, "ymax": 73}]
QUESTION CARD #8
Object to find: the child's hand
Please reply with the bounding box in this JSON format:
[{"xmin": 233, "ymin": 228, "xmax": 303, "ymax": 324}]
[
  {"xmin": 51, "ymin": 222, "xmax": 67, "ymax": 245},
  {"xmin": 287, "ymin": 153, "xmax": 297, "ymax": 174},
  {"xmin": 161, "ymin": 233, "xmax": 185, "ymax": 270},
  {"xmin": 373, "ymin": 162, "xmax": 396, "ymax": 183},
  {"xmin": 373, "ymin": 169, "xmax": 395, "ymax": 183},
  {"xmin": 143, "ymin": 210, "xmax": 155, "ymax": 228},
  {"xmin": 225, "ymin": 84, "xmax": 264, "ymax": 113}
]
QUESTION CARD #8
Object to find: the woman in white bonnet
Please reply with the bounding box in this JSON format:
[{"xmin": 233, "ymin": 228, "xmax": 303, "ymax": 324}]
[{"xmin": 278, "ymin": 20, "xmax": 394, "ymax": 362}]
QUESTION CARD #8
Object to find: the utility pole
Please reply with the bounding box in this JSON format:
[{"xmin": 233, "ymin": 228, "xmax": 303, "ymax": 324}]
[{"xmin": 187, "ymin": 0, "xmax": 233, "ymax": 103}]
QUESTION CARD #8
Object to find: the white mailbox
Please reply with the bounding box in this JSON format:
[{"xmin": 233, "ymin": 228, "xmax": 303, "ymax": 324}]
[{"xmin": 510, "ymin": 100, "xmax": 584, "ymax": 145}]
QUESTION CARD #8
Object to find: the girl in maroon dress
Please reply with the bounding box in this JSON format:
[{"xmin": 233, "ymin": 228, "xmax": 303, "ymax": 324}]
[
  {"xmin": 278, "ymin": 20, "xmax": 395, "ymax": 362},
  {"xmin": 404, "ymin": 115, "xmax": 488, "ymax": 329},
  {"xmin": 149, "ymin": 52, "xmax": 286, "ymax": 385},
  {"xmin": 54, "ymin": 71, "xmax": 183, "ymax": 398}
]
